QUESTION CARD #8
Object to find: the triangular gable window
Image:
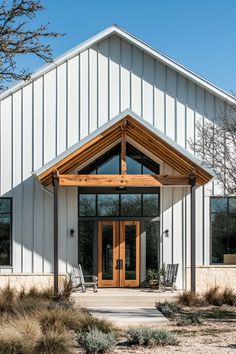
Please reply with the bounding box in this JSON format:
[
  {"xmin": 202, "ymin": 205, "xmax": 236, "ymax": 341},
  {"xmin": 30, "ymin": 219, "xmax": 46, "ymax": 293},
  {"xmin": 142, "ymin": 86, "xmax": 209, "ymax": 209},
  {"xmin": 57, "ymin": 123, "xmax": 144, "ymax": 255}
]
[{"xmin": 79, "ymin": 143, "xmax": 160, "ymax": 175}]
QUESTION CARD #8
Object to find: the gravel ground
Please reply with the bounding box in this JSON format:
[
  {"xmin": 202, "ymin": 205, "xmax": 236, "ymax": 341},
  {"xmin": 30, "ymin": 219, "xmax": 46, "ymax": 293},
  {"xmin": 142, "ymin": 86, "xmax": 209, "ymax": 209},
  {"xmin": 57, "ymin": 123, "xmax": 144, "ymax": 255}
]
[
  {"xmin": 75, "ymin": 322, "xmax": 236, "ymax": 353},
  {"xmin": 113, "ymin": 322, "xmax": 236, "ymax": 354},
  {"xmin": 75, "ymin": 306, "xmax": 236, "ymax": 354}
]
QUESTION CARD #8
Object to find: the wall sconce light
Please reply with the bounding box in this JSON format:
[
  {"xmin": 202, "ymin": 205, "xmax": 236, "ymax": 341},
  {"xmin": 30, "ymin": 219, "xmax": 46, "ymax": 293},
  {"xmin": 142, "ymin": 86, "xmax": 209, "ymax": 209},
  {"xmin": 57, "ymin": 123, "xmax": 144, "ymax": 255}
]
[
  {"xmin": 160, "ymin": 229, "xmax": 169, "ymax": 242},
  {"xmin": 163, "ymin": 229, "xmax": 169, "ymax": 238},
  {"xmin": 70, "ymin": 229, "xmax": 74, "ymax": 237}
]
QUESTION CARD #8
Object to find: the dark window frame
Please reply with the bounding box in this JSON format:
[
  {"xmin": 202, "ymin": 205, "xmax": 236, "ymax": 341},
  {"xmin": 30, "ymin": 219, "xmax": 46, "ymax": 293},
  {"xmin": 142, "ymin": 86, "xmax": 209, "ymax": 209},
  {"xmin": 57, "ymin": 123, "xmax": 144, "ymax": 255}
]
[
  {"xmin": 210, "ymin": 196, "xmax": 236, "ymax": 265},
  {"xmin": 78, "ymin": 191, "xmax": 160, "ymax": 218},
  {"xmin": 0, "ymin": 198, "xmax": 12, "ymax": 267}
]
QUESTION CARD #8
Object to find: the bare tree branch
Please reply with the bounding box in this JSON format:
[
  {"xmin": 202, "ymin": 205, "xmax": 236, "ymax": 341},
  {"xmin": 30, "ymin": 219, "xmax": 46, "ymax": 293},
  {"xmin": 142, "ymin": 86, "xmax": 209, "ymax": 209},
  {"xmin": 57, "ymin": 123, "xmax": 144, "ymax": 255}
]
[
  {"xmin": 0, "ymin": 0, "xmax": 63, "ymax": 90},
  {"xmin": 189, "ymin": 103, "xmax": 236, "ymax": 195}
]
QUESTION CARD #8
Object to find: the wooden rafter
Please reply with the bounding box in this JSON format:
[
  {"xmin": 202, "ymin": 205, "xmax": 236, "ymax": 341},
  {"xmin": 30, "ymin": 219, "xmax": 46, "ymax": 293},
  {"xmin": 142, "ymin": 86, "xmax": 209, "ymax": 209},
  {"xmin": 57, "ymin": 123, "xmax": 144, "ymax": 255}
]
[{"xmin": 38, "ymin": 115, "xmax": 213, "ymax": 186}]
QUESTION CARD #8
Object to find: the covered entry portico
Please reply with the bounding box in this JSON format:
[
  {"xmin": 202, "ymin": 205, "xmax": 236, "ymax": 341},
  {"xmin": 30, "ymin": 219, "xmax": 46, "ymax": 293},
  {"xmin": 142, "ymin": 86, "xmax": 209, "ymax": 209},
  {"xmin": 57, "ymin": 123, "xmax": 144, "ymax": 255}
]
[{"xmin": 35, "ymin": 110, "xmax": 213, "ymax": 295}]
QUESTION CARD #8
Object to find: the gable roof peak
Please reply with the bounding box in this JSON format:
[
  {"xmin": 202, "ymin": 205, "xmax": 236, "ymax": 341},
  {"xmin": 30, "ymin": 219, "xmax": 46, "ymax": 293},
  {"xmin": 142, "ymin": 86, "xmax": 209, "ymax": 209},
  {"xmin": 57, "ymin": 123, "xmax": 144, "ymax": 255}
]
[{"xmin": 0, "ymin": 25, "xmax": 235, "ymax": 104}]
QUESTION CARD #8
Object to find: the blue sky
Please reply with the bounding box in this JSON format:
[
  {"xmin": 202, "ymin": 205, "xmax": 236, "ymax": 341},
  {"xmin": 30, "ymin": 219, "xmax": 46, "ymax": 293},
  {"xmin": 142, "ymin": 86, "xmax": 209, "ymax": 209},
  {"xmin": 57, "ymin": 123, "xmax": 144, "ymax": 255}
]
[{"xmin": 15, "ymin": 0, "xmax": 236, "ymax": 94}]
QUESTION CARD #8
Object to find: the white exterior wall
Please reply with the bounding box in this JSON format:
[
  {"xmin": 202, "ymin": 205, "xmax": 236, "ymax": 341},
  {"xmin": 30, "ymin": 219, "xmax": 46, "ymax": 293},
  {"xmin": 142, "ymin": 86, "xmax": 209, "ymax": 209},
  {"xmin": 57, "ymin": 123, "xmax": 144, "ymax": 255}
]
[{"xmin": 0, "ymin": 33, "xmax": 227, "ymax": 288}]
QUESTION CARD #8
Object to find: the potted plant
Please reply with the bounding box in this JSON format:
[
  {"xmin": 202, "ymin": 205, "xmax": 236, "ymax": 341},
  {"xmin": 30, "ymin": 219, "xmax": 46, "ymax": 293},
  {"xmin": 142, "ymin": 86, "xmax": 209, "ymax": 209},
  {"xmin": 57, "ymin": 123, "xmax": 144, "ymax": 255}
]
[
  {"xmin": 146, "ymin": 265, "xmax": 166, "ymax": 289},
  {"xmin": 146, "ymin": 269, "xmax": 160, "ymax": 289}
]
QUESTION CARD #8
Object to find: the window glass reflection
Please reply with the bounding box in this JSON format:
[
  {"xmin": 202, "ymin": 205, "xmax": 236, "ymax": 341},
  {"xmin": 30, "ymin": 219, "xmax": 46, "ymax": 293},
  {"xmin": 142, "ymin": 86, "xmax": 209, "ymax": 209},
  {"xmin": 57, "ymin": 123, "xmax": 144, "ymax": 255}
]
[
  {"xmin": 78, "ymin": 221, "xmax": 94, "ymax": 275},
  {"xmin": 121, "ymin": 194, "xmax": 141, "ymax": 216},
  {"xmin": 97, "ymin": 194, "xmax": 119, "ymax": 216},
  {"xmin": 97, "ymin": 155, "xmax": 120, "ymax": 174},
  {"xmin": 143, "ymin": 194, "xmax": 159, "ymax": 217},
  {"xmin": 211, "ymin": 197, "xmax": 236, "ymax": 264},
  {"xmin": 79, "ymin": 194, "xmax": 96, "ymax": 216}
]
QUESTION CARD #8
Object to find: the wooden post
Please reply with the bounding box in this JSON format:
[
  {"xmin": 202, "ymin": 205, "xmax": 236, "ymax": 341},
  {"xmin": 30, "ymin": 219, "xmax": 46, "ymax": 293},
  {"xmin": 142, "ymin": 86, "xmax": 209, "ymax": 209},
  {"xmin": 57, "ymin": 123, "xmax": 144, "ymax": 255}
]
[
  {"xmin": 189, "ymin": 172, "xmax": 197, "ymax": 293},
  {"xmin": 53, "ymin": 170, "xmax": 59, "ymax": 297},
  {"xmin": 121, "ymin": 131, "xmax": 126, "ymax": 174}
]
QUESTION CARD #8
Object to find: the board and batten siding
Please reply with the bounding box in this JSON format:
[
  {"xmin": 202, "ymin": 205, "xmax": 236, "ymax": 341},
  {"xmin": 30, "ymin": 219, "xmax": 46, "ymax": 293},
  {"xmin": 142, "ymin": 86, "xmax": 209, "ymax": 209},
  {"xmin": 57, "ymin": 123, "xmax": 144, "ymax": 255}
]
[{"xmin": 0, "ymin": 34, "xmax": 225, "ymax": 287}]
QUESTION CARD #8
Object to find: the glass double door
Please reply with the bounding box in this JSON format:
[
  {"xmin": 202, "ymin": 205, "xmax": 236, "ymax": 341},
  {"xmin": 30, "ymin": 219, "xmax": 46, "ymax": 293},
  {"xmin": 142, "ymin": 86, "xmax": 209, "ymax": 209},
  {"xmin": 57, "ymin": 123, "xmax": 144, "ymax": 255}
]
[{"xmin": 98, "ymin": 221, "xmax": 140, "ymax": 287}]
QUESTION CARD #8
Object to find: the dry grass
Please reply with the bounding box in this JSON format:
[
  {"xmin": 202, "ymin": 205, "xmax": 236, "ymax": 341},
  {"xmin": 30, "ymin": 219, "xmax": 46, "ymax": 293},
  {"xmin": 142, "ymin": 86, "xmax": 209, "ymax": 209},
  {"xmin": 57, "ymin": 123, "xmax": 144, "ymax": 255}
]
[
  {"xmin": 204, "ymin": 286, "xmax": 236, "ymax": 306},
  {"xmin": 178, "ymin": 291, "xmax": 203, "ymax": 307},
  {"xmin": 0, "ymin": 315, "xmax": 42, "ymax": 354},
  {"xmin": 38, "ymin": 306, "xmax": 83, "ymax": 333},
  {"xmin": 33, "ymin": 331, "xmax": 73, "ymax": 354}
]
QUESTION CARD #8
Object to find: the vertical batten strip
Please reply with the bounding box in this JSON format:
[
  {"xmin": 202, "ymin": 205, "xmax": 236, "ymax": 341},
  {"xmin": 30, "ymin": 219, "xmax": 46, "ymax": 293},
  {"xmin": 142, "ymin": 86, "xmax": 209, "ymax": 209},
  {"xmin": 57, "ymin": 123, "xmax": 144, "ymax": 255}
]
[
  {"xmin": 175, "ymin": 73, "xmax": 178, "ymax": 142},
  {"xmin": 11, "ymin": 95, "xmax": 13, "ymax": 192},
  {"xmin": 130, "ymin": 45, "xmax": 133, "ymax": 111},
  {"xmin": 78, "ymin": 54, "xmax": 81, "ymax": 141},
  {"xmin": 55, "ymin": 68, "xmax": 58, "ymax": 156},
  {"xmin": 42, "ymin": 76, "xmax": 45, "ymax": 165},
  {"xmin": 88, "ymin": 49, "xmax": 90, "ymax": 134},
  {"xmin": 66, "ymin": 60, "xmax": 68, "ymax": 149},
  {"xmin": 141, "ymin": 51, "xmax": 144, "ymax": 118},
  {"xmin": 164, "ymin": 65, "xmax": 167, "ymax": 134},
  {"xmin": 108, "ymin": 36, "xmax": 110, "ymax": 120}
]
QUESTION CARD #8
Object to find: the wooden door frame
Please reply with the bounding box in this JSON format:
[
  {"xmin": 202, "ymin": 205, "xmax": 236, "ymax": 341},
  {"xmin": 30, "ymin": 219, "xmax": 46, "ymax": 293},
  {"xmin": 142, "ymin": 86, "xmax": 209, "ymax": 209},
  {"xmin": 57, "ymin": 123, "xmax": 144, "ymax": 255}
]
[
  {"xmin": 98, "ymin": 221, "xmax": 119, "ymax": 287},
  {"xmin": 98, "ymin": 220, "xmax": 140, "ymax": 288}
]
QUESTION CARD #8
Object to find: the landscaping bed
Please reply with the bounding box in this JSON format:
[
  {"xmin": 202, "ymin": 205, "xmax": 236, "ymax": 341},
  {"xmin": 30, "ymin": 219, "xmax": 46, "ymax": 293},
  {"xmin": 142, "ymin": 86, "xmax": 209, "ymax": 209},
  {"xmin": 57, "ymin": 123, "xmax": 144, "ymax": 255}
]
[{"xmin": 1, "ymin": 284, "xmax": 236, "ymax": 353}]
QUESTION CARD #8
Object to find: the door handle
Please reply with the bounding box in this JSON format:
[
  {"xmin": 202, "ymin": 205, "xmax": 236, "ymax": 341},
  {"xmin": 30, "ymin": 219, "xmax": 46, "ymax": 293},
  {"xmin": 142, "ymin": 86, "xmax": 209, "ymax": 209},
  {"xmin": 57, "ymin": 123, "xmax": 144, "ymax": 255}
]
[{"xmin": 116, "ymin": 259, "xmax": 123, "ymax": 269}]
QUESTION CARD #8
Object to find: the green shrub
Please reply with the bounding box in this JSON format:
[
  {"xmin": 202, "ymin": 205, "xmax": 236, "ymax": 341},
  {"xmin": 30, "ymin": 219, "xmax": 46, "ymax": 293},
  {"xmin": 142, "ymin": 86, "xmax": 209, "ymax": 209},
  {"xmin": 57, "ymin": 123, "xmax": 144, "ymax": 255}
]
[
  {"xmin": 177, "ymin": 291, "xmax": 203, "ymax": 307},
  {"xmin": 77, "ymin": 328, "xmax": 116, "ymax": 354},
  {"xmin": 176, "ymin": 314, "xmax": 202, "ymax": 326},
  {"xmin": 156, "ymin": 301, "xmax": 180, "ymax": 318},
  {"xmin": 33, "ymin": 331, "xmax": 73, "ymax": 354},
  {"xmin": 126, "ymin": 328, "xmax": 177, "ymax": 347}
]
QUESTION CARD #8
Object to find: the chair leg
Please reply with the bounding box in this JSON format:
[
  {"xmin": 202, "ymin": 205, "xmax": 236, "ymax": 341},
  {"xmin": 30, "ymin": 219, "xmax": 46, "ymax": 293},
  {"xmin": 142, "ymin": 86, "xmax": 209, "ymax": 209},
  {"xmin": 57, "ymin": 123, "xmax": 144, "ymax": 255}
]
[{"xmin": 81, "ymin": 284, "xmax": 86, "ymax": 293}]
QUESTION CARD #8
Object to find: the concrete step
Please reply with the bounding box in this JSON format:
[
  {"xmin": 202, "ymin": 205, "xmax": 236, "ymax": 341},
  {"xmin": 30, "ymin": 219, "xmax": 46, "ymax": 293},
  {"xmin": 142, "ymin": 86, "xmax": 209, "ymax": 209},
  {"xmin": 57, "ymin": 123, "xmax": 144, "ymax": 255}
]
[{"xmin": 71, "ymin": 290, "xmax": 180, "ymax": 308}]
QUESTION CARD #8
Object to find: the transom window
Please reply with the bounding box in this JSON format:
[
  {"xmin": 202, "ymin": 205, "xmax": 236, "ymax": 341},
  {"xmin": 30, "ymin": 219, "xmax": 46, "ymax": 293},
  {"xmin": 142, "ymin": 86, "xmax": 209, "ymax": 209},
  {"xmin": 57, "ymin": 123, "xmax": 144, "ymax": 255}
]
[
  {"xmin": 211, "ymin": 197, "xmax": 236, "ymax": 264},
  {"xmin": 79, "ymin": 192, "xmax": 160, "ymax": 217},
  {"xmin": 0, "ymin": 198, "xmax": 12, "ymax": 266}
]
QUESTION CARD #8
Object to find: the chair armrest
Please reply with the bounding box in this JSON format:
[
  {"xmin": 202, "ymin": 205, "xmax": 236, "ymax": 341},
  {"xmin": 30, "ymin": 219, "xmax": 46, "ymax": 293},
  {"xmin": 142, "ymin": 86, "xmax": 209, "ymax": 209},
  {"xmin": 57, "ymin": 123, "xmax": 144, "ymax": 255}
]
[{"xmin": 84, "ymin": 275, "xmax": 98, "ymax": 282}]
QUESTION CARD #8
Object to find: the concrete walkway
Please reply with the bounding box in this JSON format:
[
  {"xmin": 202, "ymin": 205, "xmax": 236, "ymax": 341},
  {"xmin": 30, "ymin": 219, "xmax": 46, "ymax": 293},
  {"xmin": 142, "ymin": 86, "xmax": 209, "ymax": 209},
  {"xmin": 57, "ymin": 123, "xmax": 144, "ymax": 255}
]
[
  {"xmin": 88, "ymin": 306, "xmax": 168, "ymax": 328},
  {"xmin": 72, "ymin": 288, "xmax": 178, "ymax": 327}
]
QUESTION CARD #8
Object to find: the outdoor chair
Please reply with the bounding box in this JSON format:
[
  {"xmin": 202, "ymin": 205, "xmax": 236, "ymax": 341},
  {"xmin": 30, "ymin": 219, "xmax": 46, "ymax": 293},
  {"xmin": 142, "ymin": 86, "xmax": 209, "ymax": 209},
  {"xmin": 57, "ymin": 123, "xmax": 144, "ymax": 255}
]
[
  {"xmin": 71, "ymin": 264, "xmax": 98, "ymax": 293},
  {"xmin": 159, "ymin": 263, "xmax": 179, "ymax": 292}
]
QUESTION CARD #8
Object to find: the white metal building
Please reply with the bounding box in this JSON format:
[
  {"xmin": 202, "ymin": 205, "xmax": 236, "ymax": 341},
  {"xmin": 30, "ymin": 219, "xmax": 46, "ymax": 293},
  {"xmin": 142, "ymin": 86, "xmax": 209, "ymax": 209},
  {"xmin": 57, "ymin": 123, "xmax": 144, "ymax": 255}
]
[{"xmin": 0, "ymin": 25, "xmax": 235, "ymax": 291}]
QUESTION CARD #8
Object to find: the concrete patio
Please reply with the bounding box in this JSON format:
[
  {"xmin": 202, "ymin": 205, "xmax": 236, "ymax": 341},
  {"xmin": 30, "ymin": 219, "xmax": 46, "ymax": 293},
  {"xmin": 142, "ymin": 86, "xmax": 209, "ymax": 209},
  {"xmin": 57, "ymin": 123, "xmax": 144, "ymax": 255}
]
[{"xmin": 72, "ymin": 288, "xmax": 181, "ymax": 327}]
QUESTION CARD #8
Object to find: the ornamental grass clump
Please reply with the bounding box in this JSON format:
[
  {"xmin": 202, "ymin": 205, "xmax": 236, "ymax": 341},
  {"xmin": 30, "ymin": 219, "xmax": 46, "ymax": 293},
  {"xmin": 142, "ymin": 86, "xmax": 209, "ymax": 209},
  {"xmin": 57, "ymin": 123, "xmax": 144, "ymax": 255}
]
[
  {"xmin": 77, "ymin": 327, "xmax": 117, "ymax": 354},
  {"xmin": 126, "ymin": 328, "xmax": 177, "ymax": 347},
  {"xmin": 204, "ymin": 286, "xmax": 236, "ymax": 306},
  {"xmin": 33, "ymin": 331, "xmax": 73, "ymax": 354},
  {"xmin": 177, "ymin": 290, "xmax": 203, "ymax": 307},
  {"xmin": 0, "ymin": 315, "xmax": 42, "ymax": 354},
  {"xmin": 37, "ymin": 305, "xmax": 83, "ymax": 333},
  {"xmin": 0, "ymin": 285, "xmax": 16, "ymax": 313}
]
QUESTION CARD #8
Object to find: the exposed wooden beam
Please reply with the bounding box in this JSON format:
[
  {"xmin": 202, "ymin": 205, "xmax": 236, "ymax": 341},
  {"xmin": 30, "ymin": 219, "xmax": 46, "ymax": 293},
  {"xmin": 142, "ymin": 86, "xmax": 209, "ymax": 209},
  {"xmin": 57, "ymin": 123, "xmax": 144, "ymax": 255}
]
[
  {"xmin": 121, "ymin": 130, "xmax": 126, "ymax": 174},
  {"xmin": 58, "ymin": 174, "xmax": 190, "ymax": 187}
]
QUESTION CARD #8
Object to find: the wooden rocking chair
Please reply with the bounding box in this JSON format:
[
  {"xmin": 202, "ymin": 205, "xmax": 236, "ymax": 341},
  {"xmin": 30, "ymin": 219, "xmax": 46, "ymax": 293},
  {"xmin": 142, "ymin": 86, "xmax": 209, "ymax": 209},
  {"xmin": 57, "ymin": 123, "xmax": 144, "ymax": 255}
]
[
  {"xmin": 159, "ymin": 263, "xmax": 179, "ymax": 292},
  {"xmin": 71, "ymin": 264, "xmax": 98, "ymax": 293}
]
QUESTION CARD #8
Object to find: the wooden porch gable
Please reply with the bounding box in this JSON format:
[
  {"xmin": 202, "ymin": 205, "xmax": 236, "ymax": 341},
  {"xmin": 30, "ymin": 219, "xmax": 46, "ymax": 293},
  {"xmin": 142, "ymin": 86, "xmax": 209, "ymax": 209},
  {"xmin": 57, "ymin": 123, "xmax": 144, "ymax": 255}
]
[{"xmin": 37, "ymin": 115, "xmax": 213, "ymax": 186}]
